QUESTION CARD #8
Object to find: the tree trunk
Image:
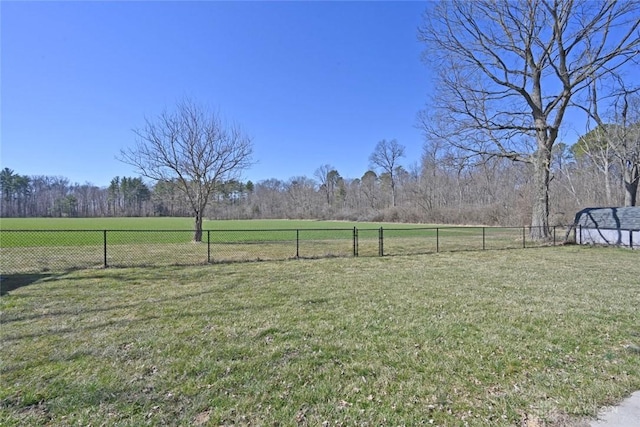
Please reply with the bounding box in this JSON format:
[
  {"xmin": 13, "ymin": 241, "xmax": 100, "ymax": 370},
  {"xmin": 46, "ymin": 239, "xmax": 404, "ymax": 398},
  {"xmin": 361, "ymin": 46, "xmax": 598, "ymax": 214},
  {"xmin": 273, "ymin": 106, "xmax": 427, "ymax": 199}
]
[
  {"xmin": 391, "ymin": 180, "xmax": 396, "ymax": 207},
  {"xmin": 530, "ymin": 147, "xmax": 551, "ymax": 240},
  {"xmin": 623, "ymin": 164, "xmax": 639, "ymax": 206},
  {"xmin": 604, "ymin": 157, "xmax": 612, "ymax": 206},
  {"xmin": 194, "ymin": 210, "xmax": 203, "ymax": 242}
]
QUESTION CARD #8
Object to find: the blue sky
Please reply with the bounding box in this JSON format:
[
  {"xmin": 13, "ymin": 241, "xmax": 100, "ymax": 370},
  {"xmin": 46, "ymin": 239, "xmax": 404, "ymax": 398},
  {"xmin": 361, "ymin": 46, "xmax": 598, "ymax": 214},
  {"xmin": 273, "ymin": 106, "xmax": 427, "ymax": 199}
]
[{"xmin": 1, "ymin": 1, "xmax": 432, "ymax": 187}]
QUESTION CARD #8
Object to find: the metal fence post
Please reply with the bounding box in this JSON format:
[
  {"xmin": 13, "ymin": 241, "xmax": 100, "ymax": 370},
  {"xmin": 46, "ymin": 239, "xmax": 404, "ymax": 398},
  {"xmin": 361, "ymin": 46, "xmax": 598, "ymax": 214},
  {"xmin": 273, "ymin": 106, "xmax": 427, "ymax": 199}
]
[
  {"xmin": 378, "ymin": 227, "xmax": 384, "ymax": 257},
  {"xmin": 207, "ymin": 230, "xmax": 211, "ymax": 263},
  {"xmin": 296, "ymin": 229, "xmax": 300, "ymax": 258},
  {"xmin": 553, "ymin": 226, "xmax": 556, "ymax": 245},
  {"xmin": 436, "ymin": 228, "xmax": 439, "ymax": 253},
  {"xmin": 522, "ymin": 227, "xmax": 526, "ymax": 249},
  {"xmin": 353, "ymin": 227, "xmax": 358, "ymax": 257},
  {"xmin": 482, "ymin": 227, "xmax": 486, "ymax": 250},
  {"xmin": 103, "ymin": 230, "xmax": 108, "ymax": 268}
]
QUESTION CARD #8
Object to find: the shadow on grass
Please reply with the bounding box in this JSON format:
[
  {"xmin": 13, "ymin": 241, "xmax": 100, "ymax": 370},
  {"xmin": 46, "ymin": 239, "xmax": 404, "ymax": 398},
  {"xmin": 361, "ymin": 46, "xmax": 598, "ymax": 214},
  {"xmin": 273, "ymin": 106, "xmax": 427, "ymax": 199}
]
[
  {"xmin": 2, "ymin": 267, "xmax": 240, "ymax": 323},
  {"xmin": 2, "ymin": 300, "xmax": 285, "ymax": 344},
  {"xmin": 0, "ymin": 273, "xmax": 58, "ymax": 296}
]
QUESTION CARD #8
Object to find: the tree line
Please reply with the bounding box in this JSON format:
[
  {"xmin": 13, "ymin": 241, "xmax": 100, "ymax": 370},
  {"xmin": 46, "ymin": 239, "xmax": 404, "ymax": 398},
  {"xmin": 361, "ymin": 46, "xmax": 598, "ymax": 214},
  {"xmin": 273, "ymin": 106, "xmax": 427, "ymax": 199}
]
[
  {"xmin": 2, "ymin": 1, "xmax": 638, "ymax": 241},
  {"xmin": 1, "ymin": 123, "xmax": 637, "ymax": 225}
]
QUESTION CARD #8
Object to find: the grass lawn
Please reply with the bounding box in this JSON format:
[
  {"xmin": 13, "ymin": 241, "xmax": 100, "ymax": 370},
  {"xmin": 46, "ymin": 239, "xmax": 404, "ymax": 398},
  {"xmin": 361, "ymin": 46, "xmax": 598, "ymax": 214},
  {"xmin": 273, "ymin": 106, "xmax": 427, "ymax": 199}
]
[
  {"xmin": 1, "ymin": 246, "xmax": 639, "ymax": 426},
  {"xmin": 0, "ymin": 217, "xmax": 439, "ymax": 232},
  {"xmin": 0, "ymin": 218, "xmax": 430, "ymax": 247}
]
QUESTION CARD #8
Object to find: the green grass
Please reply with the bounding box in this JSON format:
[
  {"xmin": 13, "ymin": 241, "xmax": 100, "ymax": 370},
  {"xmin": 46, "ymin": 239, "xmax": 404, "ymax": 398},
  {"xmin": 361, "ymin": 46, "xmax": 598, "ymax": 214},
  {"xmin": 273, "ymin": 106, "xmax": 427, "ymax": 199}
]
[
  {"xmin": 0, "ymin": 217, "xmax": 543, "ymax": 248},
  {"xmin": 0, "ymin": 217, "xmax": 436, "ymax": 232},
  {"xmin": 1, "ymin": 246, "xmax": 639, "ymax": 426},
  {"xmin": 0, "ymin": 217, "xmax": 197, "ymax": 231},
  {"xmin": 0, "ymin": 218, "xmax": 430, "ymax": 248},
  {"xmin": 0, "ymin": 219, "xmax": 568, "ymax": 274}
]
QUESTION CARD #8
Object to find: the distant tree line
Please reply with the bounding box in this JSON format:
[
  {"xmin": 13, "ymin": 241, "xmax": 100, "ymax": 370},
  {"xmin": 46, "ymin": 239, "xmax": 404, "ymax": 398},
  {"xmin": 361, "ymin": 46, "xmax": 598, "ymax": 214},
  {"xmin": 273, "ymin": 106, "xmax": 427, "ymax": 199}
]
[{"xmin": 1, "ymin": 123, "xmax": 637, "ymax": 225}]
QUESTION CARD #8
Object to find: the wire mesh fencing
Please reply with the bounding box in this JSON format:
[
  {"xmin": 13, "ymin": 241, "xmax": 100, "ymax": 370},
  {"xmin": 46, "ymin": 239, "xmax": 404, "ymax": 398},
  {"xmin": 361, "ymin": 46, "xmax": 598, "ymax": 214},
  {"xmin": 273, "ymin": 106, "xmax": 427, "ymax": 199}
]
[{"xmin": 1, "ymin": 226, "xmax": 574, "ymax": 274}]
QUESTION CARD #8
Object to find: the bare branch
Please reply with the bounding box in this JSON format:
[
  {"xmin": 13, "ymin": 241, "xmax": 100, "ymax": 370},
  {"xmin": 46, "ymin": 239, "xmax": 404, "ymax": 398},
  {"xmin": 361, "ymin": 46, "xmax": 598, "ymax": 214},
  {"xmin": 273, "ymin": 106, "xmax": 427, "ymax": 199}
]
[
  {"xmin": 418, "ymin": 0, "xmax": 640, "ymax": 236},
  {"xmin": 119, "ymin": 99, "xmax": 253, "ymax": 240}
]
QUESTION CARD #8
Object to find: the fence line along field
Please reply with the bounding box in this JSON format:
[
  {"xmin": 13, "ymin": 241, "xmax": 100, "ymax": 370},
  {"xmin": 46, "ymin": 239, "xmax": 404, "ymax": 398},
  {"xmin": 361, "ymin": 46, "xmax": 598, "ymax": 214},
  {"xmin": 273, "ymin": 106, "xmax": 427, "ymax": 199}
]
[
  {"xmin": 1, "ymin": 247, "xmax": 639, "ymax": 426},
  {"xmin": 0, "ymin": 218, "xmax": 568, "ymax": 273}
]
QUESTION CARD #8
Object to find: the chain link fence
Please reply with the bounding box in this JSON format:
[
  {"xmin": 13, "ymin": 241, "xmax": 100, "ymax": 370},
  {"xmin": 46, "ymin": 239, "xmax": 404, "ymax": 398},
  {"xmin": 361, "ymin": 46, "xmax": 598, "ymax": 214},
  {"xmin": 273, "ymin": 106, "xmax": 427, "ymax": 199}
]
[{"xmin": 1, "ymin": 226, "xmax": 574, "ymax": 274}]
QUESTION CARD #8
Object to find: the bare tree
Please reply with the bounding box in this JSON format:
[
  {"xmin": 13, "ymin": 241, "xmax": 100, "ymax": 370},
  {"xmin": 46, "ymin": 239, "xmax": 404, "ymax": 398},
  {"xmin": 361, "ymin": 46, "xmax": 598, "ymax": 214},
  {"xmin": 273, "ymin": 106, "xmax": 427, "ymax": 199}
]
[
  {"xmin": 119, "ymin": 100, "xmax": 253, "ymax": 241},
  {"xmin": 360, "ymin": 170, "xmax": 378, "ymax": 209},
  {"xmin": 572, "ymin": 126, "xmax": 617, "ymax": 204},
  {"xmin": 618, "ymin": 94, "xmax": 640, "ymax": 205},
  {"xmin": 369, "ymin": 139, "xmax": 405, "ymax": 207},
  {"xmin": 314, "ymin": 164, "xmax": 342, "ymax": 207},
  {"xmin": 418, "ymin": 0, "xmax": 640, "ymax": 239},
  {"xmin": 285, "ymin": 176, "xmax": 318, "ymax": 218},
  {"xmin": 574, "ymin": 76, "xmax": 640, "ymax": 206}
]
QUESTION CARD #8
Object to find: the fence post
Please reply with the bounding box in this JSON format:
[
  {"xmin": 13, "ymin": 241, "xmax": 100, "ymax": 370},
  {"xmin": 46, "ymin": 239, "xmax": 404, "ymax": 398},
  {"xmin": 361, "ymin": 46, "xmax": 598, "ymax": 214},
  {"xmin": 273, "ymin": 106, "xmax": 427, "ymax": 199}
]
[
  {"xmin": 207, "ymin": 230, "xmax": 211, "ymax": 263},
  {"xmin": 482, "ymin": 227, "xmax": 486, "ymax": 250},
  {"xmin": 296, "ymin": 229, "xmax": 300, "ymax": 258},
  {"xmin": 436, "ymin": 228, "xmax": 439, "ymax": 253},
  {"xmin": 522, "ymin": 227, "xmax": 526, "ymax": 249},
  {"xmin": 553, "ymin": 226, "xmax": 556, "ymax": 245},
  {"xmin": 103, "ymin": 230, "xmax": 108, "ymax": 268},
  {"xmin": 378, "ymin": 227, "xmax": 384, "ymax": 257},
  {"xmin": 353, "ymin": 227, "xmax": 358, "ymax": 257}
]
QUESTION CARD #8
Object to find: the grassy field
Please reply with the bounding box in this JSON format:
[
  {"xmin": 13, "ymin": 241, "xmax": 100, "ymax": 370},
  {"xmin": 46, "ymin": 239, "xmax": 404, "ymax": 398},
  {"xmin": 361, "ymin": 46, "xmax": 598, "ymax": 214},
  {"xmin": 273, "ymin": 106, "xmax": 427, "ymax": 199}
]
[
  {"xmin": 1, "ymin": 246, "xmax": 639, "ymax": 426},
  {"xmin": 0, "ymin": 218, "xmax": 552, "ymax": 274},
  {"xmin": 0, "ymin": 217, "xmax": 439, "ymax": 232},
  {"xmin": 1, "ymin": 218, "xmax": 548, "ymax": 273},
  {"xmin": 0, "ymin": 218, "xmax": 435, "ymax": 247}
]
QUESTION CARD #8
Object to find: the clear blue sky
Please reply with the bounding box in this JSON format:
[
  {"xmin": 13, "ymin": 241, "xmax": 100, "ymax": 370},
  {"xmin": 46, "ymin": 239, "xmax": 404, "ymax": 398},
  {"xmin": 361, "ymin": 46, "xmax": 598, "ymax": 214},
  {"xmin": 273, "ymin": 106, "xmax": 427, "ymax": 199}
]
[{"xmin": 1, "ymin": 1, "xmax": 432, "ymax": 187}]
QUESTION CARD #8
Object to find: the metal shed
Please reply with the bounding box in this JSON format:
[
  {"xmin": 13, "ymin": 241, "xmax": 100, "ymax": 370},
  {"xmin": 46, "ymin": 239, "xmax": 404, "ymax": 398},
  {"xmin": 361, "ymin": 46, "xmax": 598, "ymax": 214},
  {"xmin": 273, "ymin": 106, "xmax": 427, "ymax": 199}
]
[{"xmin": 574, "ymin": 207, "xmax": 640, "ymax": 249}]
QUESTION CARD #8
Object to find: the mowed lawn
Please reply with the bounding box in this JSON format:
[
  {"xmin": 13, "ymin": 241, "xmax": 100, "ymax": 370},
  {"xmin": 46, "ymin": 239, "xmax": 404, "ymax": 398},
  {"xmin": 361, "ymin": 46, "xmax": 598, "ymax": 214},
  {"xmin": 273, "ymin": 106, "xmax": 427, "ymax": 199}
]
[
  {"xmin": 2, "ymin": 246, "xmax": 639, "ymax": 426},
  {"xmin": 0, "ymin": 217, "xmax": 438, "ymax": 233},
  {"xmin": 0, "ymin": 218, "xmax": 440, "ymax": 247}
]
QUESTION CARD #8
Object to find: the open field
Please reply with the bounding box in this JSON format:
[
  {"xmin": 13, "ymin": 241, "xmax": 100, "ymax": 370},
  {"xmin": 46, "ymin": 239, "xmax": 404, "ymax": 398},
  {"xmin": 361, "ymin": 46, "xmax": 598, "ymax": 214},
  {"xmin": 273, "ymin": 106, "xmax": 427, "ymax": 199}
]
[
  {"xmin": 0, "ymin": 217, "xmax": 437, "ymax": 232},
  {"xmin": 1, "ymin": 246, "xmax": 639, "ymax": 426},
  {"xmin": 0, "ymin": 218, "xmax": 431, "ymax": 247},
  {"xmin": 1, "ymin": 218, "xmax": 564, "ymax": 273}
]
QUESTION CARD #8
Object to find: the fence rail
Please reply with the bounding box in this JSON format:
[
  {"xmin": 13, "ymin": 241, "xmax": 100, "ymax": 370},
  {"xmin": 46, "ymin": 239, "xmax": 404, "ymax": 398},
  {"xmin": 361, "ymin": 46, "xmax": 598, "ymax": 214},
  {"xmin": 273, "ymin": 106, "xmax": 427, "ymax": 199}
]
[{"xmin": 0, "ymin": 226, "xmax": 580, "ymax": 274}]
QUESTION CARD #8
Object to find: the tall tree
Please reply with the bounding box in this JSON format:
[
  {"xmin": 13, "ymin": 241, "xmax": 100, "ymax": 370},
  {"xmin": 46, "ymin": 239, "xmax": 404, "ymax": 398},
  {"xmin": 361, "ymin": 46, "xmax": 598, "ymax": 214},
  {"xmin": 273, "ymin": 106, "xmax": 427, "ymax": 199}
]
[
  {"xmin": 418, "ymin": 0, "xmax": 640, "ymax": 239},
  {"xmin": 285, "ymin": 176, "xmax": 318, "ymax": 218},
  {"xmin": 369, "ymin": 139, "xmax": 405, "ymax": 207},
  {"xmin": 572, "ymin": 127, "xmax": 617, "ymax": 204},
  {"xmin": 574, "ymin": 77, "xmax": 640, "ymax": 206},
  {"xmin": 108, "ymin": 177, "xmax": 122, "ymax": 216},
  {"xmin": 360, "ymin": 170, "xmax": 378, "ymax": 209},
  {"xmin": 119, "ymin": 100, "xmax": 253, "ymax": 241},
  {"xmin": 0, "ymin": 168, "xmax": 16, "ymax": 216},
  {"xmin": 0, "ymin": 169, "xmax": 32, "ymax": 217},
  {"xmin": 314, "ymin": 164, "xmax": 342, "ymax": 207},
  {"xmin": 618, "ymin": 96, "xmax": 640, "ymax": 206}
]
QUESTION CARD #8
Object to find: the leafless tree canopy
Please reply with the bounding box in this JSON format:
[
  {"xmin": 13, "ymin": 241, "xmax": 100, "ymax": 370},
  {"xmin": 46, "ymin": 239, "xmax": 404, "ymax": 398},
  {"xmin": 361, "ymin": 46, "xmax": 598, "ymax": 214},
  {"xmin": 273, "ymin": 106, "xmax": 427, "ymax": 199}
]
[
  {"xmin": 418, "ymin": 0, "xmax": 640, "ymax": 238},
  {"xmin": 369, "ymin": 139, "xmax": 405, "ymax": 207},
  {"xmin": 119, "ymin": 100, "xmax": 253, "ymax": 241},
  {"xmin": 573, "ymin": 74, "xmax": 640, "ymax": 206}
]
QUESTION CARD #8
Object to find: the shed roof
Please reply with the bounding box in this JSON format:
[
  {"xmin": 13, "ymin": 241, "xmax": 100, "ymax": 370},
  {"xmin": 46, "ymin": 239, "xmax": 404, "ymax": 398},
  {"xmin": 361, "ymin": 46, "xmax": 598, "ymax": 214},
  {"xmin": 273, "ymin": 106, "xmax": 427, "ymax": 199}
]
[{"xmin": 575, "ymin": 207, "xmax": 640, "ymax": 230}]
